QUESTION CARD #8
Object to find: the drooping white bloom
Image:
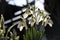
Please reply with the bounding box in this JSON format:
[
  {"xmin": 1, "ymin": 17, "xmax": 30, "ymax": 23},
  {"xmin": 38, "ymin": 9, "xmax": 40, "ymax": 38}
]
[
  {"xmin": 35, "ymin": 8, "xmax": 39, "ymax": 12},
  {"xmin": 43, "ymin": 16, "xmax": 53, "ymax": 27},
  {"xmin": 43, "ymin": 11, "xmax": 50, "ymax": 16},
  {"xmin": 48, "ymin": 23, "xmax": 52, "ymax": 27},
  {"xmin": 30, "ymin": 10, "xmax": 34, "ymax": 14},
  {"xmin": 28, "ymin": 16, "xmax": 35, "ymax": 27},
  {"xmin": 31, "ymin": 18, "xmax": 35, "ymax": 26},
  {"xmin": 23, "ymin": 13, "xmax": 28, "ymax": 18},
  {"xmin": 48, "ymin": 20, "xmax": 53, "ymax": 27},
  {"xmin": 39, "ymin": 16, "xmax": 43, "ymax": 22},
  {"xmin": 28, "ymin": 17, "xmax": 31, "ymax": 24},
  {"xmin": 17, "ymin": 22, "xmax": 24, "ymax": 31},
  {"xmin": 19, "ymin": 26, "xmax": 24, "ymax": 31},
  {"xmin": 43, "ymin": 18, "xmax": 48, "ymax": 26},
  {"xmin": 44, "ymin": 18, "xmax": 47, "ymax": 22}
]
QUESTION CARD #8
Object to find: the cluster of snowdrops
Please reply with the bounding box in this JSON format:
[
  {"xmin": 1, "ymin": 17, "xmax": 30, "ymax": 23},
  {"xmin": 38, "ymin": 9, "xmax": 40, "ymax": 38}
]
[{"xmin": 0, "ymin": 5, "xmax": 53, "ymax": 40}]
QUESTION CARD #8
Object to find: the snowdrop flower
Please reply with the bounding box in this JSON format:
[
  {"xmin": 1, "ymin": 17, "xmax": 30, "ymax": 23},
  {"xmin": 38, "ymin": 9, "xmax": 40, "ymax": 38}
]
[
  {"xmin": 48, "ymin": 23, "xmax": 53, "ymax": 27},
  {"xmin": 37, "ymin": 16, "xmax": 43, "ymax": 24},
  {"xmin": 19, "ymin": 26, "xmax": 24, "ymax": 31},
  {"xmin": 17, "ymin": 18, "xmax": 28, "ymax": 31},
  {"xmin": 32, "ymin": 10, "xmax": 43, "ymax": 24},
  {"xmin": 31, "ymin": 18, "xmax": 35, "ymax": 26},
  {"xmin": 44, "ymin": 18, "xmax": 47, "ymax": 22},
  {"xmin": 30, "ymin": 10, "xmax": 34, "ymax": 14},
  {"xmin": 23, "ymin": 13, "xmax": 28, "ymax": 18},
  {"xmin": 35, "ymin": 11, "xmax": 38, "ymax": 16},
  {"xmin": 17, "ymin": 22, "xmax": 24, "ymax": 31},
  {"xmin": 43, "ymin": 11, "xmax": 50, "ymax": 16},
  {"xmin": 35, "ymin": 8, "xmax": 39, "ymax": 12},
  {"xmin": 48, "ymin": 20, "xmax": 53, "ymax": 27},
  {"xmin": 30, "ymin": 21, "xmax": 35, "ymax": 26},
  {"xmin": 0, "ymin": 30, "xmax": 4, "ymax": 34},
  {"xmin": 28, "ymin": 16, "xmax": 35, "ymax": 27},
  {"xmin": 43, "ymin": 16, "xmax": 53, "ymax": 27},
  {"xmin": 30, "ymin": 7, "xmax": 53, "ymax": 27},
  {"xmin": 43, "ymin": 18, "xmax": 48, "ymax": 26}
]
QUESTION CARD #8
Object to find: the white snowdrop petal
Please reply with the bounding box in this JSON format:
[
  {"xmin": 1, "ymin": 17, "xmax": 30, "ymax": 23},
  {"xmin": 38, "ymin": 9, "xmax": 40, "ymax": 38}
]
[
  {"xmin": 30, "ymin": 10, "xmax": 33, "ymax": 14},
  {"xmin": 36, "ymin": 15, "xmax": 40, "ymax": 24},
  {"xmin": 30, "ymin": 18, "xmax": 35, "ymax": 26},
  {"xmin": 17, "ymin": 22, "xmax": 21, "ymax": 28},
  {"xmin": 19, "ymin": 26, "xmax": 24, "ymax": 31},
  {"xmin": 44, "ymin": 18, "xmax": 47, "ymax": 22},
  {"xmin": 35, "ymin": 12, "xmax": 38, "ymax": 16},
  {"xmin": 48, "ymin": 23, "xmax": 52, "ymax": 27},
  {"xmin": 49, "ymin": 20, "xmax": 53, "ymax": 26},
  {"xmin": 35, "ymin": 8, "xmax": 38, "ymax": 11},
  {"xmin": 39, "ymin": 16, "xmax": 43, "ymax": 22},
  {"xmin": 43, "ymin": 11, "xmax": 50, "ymax": 16},
  {"xmin": 46, "ymin": 16, "xmax": 50, "ymax": 19},
  {"xmin": 44, "ymin": 23, "xmax": 47, "ymax": 26},
  {"xmin": 29, "ymin": 21, "xmax": 31, "ymax": 24},
  {"xmin": 23, "ymin": 13, "xmax": 28, "ymax": 18},
  {"xmin": 33, "ymin": 14, "xmax": 35, "ymax": 17}
]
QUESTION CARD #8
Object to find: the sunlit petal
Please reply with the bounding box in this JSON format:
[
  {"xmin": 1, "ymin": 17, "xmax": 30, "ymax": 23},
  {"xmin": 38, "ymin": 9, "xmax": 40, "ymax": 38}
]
[
  {"xmin": 23, "ymin": 13, "xmax": 28, "ymax": 18},
  {"xmin": 19, "ymin": 26, "xmax": 24, "ymax": 31}
]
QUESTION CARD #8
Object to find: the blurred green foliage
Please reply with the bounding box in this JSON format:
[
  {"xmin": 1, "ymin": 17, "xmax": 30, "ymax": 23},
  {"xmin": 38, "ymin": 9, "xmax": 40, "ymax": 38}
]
[{"xmin": 23, "ymin": 26, "xmax": 44, "ymax": 40}]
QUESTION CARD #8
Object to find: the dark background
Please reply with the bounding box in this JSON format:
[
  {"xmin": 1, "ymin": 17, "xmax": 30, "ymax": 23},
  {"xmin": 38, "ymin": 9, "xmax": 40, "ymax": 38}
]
[{"xmin": 45, "ymin": 0, "xmax": 60, "ymax": 40}]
